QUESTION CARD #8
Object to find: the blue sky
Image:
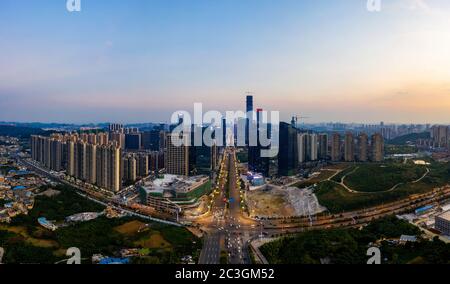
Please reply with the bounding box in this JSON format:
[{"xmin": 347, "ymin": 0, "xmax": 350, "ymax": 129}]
[{"xmin": 1, "ymin": 0, "xmax": 450, "ymax": 124}]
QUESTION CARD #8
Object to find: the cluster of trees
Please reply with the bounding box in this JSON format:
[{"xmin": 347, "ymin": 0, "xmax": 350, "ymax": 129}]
[
  {"xmin": 0, "ymin": 125, "xmax": 51, "ymax": 139},
  {"xmin": 2, "ymin": 185, "xmax": 201, "ymax": 264},
  {"xmin": 387, "ymin": 132, "xmax": 430, "ymax": 146},
  {"xmin": 261, "ymin": 216, "xmax": 450, "ymax": 264}
]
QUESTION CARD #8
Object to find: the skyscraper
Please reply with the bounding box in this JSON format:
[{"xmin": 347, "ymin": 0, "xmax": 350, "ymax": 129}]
[
  {"xmin": 74, "ymin": 141, "xmax": 87, "ymax": 181},
  {"xmin": 166, "ymin": 133, "xmax": 190, "ymax": 176},
  {"xmin": 344, "ymin": 132, "xmax": 355, "ymax": 162},
  {"xmin": 318, "ymin": 134, "xmax": 328, "ymax": 160},
  {"xmin": 278, "ymin": 122, "xmax": 298, "ymax": 176},
  {"xmin": 86, "ymin": 143, "xmax": 97, "ymax": 184},
  {"xmin": 307, "ymin": 134, "xmax": 318, "ymax": 161},
  {"xmin": 122, "ymin": 155, "xmax": 137, "ymax": 183},
  {"xmin": 109, "ymin": 123, "xmax": 124, "ymax": 133},
  {"xmin": 358, "ymin": 133, "xmax": 369, "ymax": 162},
  {"xmin": 189, "ymin": 126, "xmax": 218, "ymax": 176},
  {"xmin": 246, "ymin": 95, "xmax": 253, "ymax": 114},
  {"xmin": 32, "ymin": 133, "xmax": 122, "ymax": 193},
  {"xmin": 245, "ymin": 95, "xmax": 254, "ymax": 147},
  {"xmin": 371, "ymin": 133, "xmax": 384, "ymax": 162},
  {"xmin": 248, "ymin": 108, "xmax": 270, "ymax": 176},
  {"xmin": 125, "ymin": 133, "xmax": 141, "ymax": 150},
  {"xmin": 137, "ymin": 154, "xmax": 149, "ymax": 177},
  {"xmin": 297, "ymin": 133, "xmax": 307, "ymax": 163},
  {"xmin": 67, "ymin": 141, "xmax": 75, "ymax": 176},
  {"xmin": 142, "ymin": 130, "xmax": 161, "ymax": 151},
  {"xmin": 110, "ymin": 132, "xmax": 126, "ymax": 150},
  {"xmin": 331, "ymin": 133, "xmax": 341, "ymax": 162},
  {"xmin": 431, "ymin": 125, "xmax": 449, "ymax": 148}
]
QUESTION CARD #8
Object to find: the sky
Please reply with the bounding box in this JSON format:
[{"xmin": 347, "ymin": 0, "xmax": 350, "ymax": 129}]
[{"xmin": 1, "ymin": 0, "xmax": 450, "ymax": 124}]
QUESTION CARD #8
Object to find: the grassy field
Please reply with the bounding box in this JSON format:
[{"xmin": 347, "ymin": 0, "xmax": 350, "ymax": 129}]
[
  {"xmin": 344, "ymin": 163, "xmax": 427, "ymax": 193},
  {"xmin": 295, "ymin": 170, "xmax": 337, "ymax": 188},
  {"xmin": 313, "ymin": 161, "xmax": 450, "ymax": 213},
  {"xmin": 330, "ymin": 166, "xmax": 356, "ymax": 183},
  {"xmin": 0, "ymin": 185, "xmax": 202, "ymax": 264}
]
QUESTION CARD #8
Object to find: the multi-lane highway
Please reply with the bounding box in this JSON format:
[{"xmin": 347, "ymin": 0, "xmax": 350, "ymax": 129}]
[
  {"xmin": 198, "ymin": 152, "xmax": 229, "ymax": 264},
  {"xmin": 199, "ymin": 148, "xmax": 256, "ymax": 264}
]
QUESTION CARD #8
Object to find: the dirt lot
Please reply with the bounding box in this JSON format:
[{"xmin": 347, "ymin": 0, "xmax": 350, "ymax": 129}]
[
  {"xmin": 247, "ymin": 185, "xmax": 327, "ymax": 218},
  {"xmin": 134, "ymin": 232, "xmax": 172, "ymax": 249},
  {"xmin": 247, "ymin": 187, "xmax": 296, "ymax": 218},
  {"xmin": 114, "ymin": 220, "xmax": 147, "ymax": 235}
]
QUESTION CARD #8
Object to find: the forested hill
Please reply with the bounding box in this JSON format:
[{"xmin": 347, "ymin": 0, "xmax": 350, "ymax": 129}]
[
  {"xmin": 0, "ymin": 125, "xmax": 52, "ymax": 138},
  {"xmin": 388, "ymin": 132, "xmax": 430, "ymax": 145}
]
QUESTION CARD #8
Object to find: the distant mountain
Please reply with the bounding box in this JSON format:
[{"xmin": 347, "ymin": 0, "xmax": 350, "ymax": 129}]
[
  {"xmin": 387, "ymin": 132, "xmax": 430, "ymax": 145},
  {"xmin": 0, "ymin": 125, "xmax": 53, "ymax": 138},
  {"xmin": 0, "ymin": 122, "xmax": 76, "ymax": 129}
]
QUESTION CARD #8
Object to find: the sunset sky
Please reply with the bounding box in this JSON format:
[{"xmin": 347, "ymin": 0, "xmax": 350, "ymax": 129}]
[{"xmin": 1, "ymin": 0, "xmax": 450, "ymax": 124}]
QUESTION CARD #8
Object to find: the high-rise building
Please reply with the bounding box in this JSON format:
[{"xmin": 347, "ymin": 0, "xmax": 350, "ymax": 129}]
[
  {"xmin": 74, "ymin": 141, "xmax": 87, "ymax": 181},
  {"xmin": 159, "ymin": 131, "xmax": 168, "ymax": 150},
  {"xmin": 149, "ymin": 151, "xmax": 164, "ymax": 172},
  {"xmin": 32, "ymin": 133, "xmax": 122, "ymax": 193},
  {"xmin": 122, "ymin": 155, "xmax": 137, "ymax": 183},
  {"xmin": 307, "ymin": 134, "xmax": 318, "ymax": 161},
  {"xmin": 221, "ymin": 118, "xmax": 227, "ymax": 147},
  {"xmin": 142, "ymin": 130, "xmax": 161, "ymax": 151},
  {"xmin": 109, "ymin": 123, "xmax": 124, "ymax": 133},
  {"xmin": 344, "ymin": 132, "xmax": 355, "ymax": 162},
  {"xmin": 97, "ymin": 132, "xmax": 109, "ymax": 145},
  {"xmin": 189, "ymin": 126, "xmax": 218, "ymax": 176},
  {"xmin": 50, "ymin": 138, "xmax": 63, "ymax": 171},
  {"xmin": 248, "ymin": 108, "xmax": 270, "ymax": 176},
  {"xmin": 67, "ymin": 141, "xmax": 75, "ymax": 176},
  {"xmin": 246, "ymin": 95, "xmax": 254, "ymax": 146},
  {"xmin": 125, "ymin": 133, "xmax": 141, "ymax": 150},
  {"xmin": 31, "ymin": 135, "xmax": 64, "ymax": 172},
  {"xmin": 166, "ymin": 133, "xmax": 190, "ymax": 176},
  {"xmin": 431, "ymin": 125, "xmax": 449, "ymax": 148},
  {"xmin": 371, "ymin": 133, "xmax": 384, "ymax": 162},
  {"xmin": 96, "ymin": 145, "xmax": 108, "ymax": 190},
  {"xmin": 108, "ymin": 143, "xmax": 122, "ymax": 192},
  {"xmin": 358, "ymin": 133, "xmax": 369, "ymax": 162},
  {"xmin": 85, "ymin": 143, "xmax": 97, "ymax": 184},
  {"xmin": 278, "ymin": 122, "xmax": 298, "ymax": 176},
  {"xmin": 95, "ymin": 143, "xmax": 121, "ymax": 192},
  {"xmin": 331, "ymin": 133, "xmax": 341, "ymax": 162},
  {"xmin": 318, "ymin": 134, "xmax": 328, "ymax": 160},
  {"xmin": 297, "ymin": 133, "xmax": 307, "ymax": 163},
  {"xmin": 110, "ymin": 132, "xmax": 126, "ymax": 150},
  {"xmin": 246, "ymin": 95, "xmax": 254, "ymax": 114},
  {"xmin": 137, "ymin": 154, "xmax": 149, "ymax": 177}
]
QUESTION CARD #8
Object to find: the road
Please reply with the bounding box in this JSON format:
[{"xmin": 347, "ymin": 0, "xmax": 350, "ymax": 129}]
[
  {"xmin": 16, "ymin": 157, "xmax": 182, "ymax": 227},
  {"xmin": 199, "ymin": 148, "xmax": 257, "ymax": 264},
  {"xmin": 198, "ymin": 152, "xmax": 229, "ymax": 264}
]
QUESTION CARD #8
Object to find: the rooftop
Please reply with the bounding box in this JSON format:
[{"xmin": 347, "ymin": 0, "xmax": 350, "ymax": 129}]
[
  {"xmin": 437, "ymin": 211, "xmax": 450, "ymax": 221},
  {"xmin": 142, "ymin": 174, "xmax": 208, "ymax": 194}
]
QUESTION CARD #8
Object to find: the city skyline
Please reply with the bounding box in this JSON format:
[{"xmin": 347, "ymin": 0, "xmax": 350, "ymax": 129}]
[{"xmin": 2, "ymin": 0, "xmax": 450, "ymax": 124}]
